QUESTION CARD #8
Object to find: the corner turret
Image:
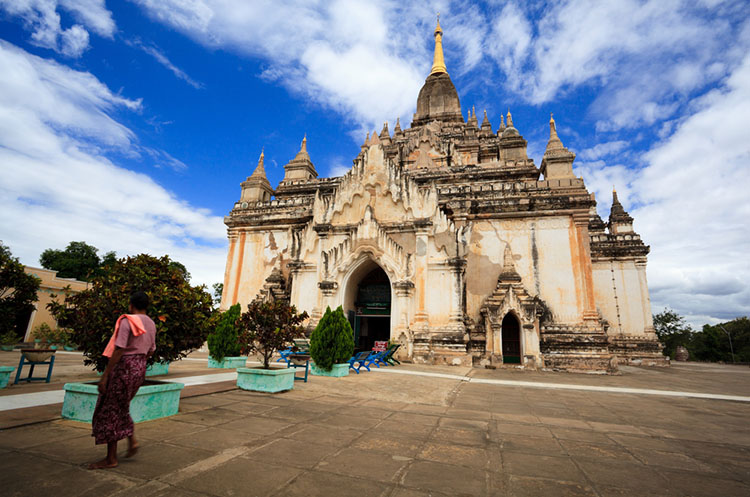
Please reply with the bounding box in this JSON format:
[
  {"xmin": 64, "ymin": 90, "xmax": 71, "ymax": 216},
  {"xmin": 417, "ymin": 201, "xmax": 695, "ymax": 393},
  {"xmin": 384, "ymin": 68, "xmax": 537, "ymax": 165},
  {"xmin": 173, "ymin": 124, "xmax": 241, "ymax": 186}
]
[
  {"xmin": 241, "ymin": 150, "xmax": 274, "ymax": 202},
  {"xmin": 540, "ymin": 114, "xmax": 576, "ymax": 180},
  {"xmin": 281, "ymin": 136, "xmax": 318, "ymax": 183},
  {"xmin": 608, "ymin": 188, "xmax": 635, "ymax": 234}
]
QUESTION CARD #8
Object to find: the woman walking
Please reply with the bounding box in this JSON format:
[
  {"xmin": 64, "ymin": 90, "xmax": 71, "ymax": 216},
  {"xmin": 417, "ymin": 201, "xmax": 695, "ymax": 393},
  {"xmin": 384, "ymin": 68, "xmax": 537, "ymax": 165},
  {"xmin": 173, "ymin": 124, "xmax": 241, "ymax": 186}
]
[{"xmin": 88, "ymin": 291, "xmax": 156, "ymax": 470}]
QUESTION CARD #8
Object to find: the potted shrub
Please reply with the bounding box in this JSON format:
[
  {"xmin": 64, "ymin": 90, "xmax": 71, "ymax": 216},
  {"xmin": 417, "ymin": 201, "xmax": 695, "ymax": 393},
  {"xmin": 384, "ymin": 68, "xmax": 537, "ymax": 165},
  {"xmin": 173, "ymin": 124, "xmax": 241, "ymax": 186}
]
[
  {"xmin": 50, "ymin": 254, "xmax": 214, "ymax": 422},
  {"xmin": 235, "ymin": 299, "xmax": 308, "ymax": 393},
  {"xmin": 310, "ymin": 306, "xmax": 355, "ymax": 377},
  {"xmin": 60, "ymin": 328, "xmax": 77, "ymax": 351},
  {"xmin": 31, "ymin": 323, "xmax": 52, "ymax": 348},
  {"xmin": 1, "ymin": 330, "xmax": 17, "ymax": 351},
  {"xmin": 207, "ymin": 303, "xmax": 247, "ymax": 368}
]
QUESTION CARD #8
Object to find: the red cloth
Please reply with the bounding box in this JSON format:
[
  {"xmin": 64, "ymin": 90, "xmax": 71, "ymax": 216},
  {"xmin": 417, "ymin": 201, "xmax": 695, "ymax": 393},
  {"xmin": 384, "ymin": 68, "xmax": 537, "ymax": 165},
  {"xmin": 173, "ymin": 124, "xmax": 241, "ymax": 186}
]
[{"xmin": 103, "ymin": 314, "xmax": 147, "ymax": 358}]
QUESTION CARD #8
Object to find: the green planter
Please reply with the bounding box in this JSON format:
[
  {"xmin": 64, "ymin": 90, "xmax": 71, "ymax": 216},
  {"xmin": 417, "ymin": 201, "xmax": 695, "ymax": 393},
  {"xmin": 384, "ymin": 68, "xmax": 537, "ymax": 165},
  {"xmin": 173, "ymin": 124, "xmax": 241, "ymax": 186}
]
[
  {"xmin": 237, "ymin": 367, "xmax": 294, "ymax": 393},
  {"xmin": 0, "ymin": 366, "xmax": 15, "ymax": 388},
  {"xmin": 145, "ymin": 361, "xmax": 170, "ymax": 376},
  {"xmin": 208, "ymin": 356, "xmax": 247, "ymax": 369},
  {"xmin": 49, "ymin": 345, "xmax": 58, "ymax": 350},
  {"xmin": 311, "ymin": 362, "xmax": 350, "ymax": 377},
  {"xmin": 62, "ymin": 380, "xmax": 184, "ymax": 422},
  {"xmin": 1, "ymin": 345, "xmax": 13, "ymax": 351},
  {"xmin": 63, "ymin": 345, "xmax": 76, "ymax": 351}
]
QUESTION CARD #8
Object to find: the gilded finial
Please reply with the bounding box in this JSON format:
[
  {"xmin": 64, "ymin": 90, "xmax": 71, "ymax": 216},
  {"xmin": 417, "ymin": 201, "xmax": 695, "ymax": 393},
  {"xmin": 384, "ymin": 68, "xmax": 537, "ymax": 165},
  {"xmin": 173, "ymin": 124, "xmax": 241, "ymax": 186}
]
[
  {"xmin": 506, "ymin": 108, "xmax": 513, "ymax": 127},
  {"xmin": 430, "ymin": 13, "xmax": 448, "ymax": 75}
]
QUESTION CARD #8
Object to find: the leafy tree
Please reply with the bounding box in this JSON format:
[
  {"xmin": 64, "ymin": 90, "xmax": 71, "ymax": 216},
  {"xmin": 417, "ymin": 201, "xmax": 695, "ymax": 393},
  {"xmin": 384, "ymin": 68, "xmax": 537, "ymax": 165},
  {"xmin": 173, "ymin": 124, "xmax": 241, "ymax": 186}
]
[
  {"xmin": 309, "ymin": 306, "xmax": 355, "ymax": 371},
  {"xmin": 207, "ymin": 303, "xmax": 242, "ymax": 361},
  {"xmin": 212, "ymin": 282, "xmax": 224, "ymax": 307},
  {"xmin": 691, "ymin": 317, "xmax": 750, "ymax": 363},
  {"xmin": 237, "ymin": 299, "xmax": 308, "ymax": 369},
  {"xmin": 40, "ymin": 241, "xmax": 117, "ymax": 281},
  {"xmin": 168, "ymin": 261, "xmax": 191, "ymax": 282},
  {"xmin": 653, "ymin": 308, "xmax": 693, "ymax": 359},
  {"xmin": 49, "ymin": 254, "xmax": 215, "ymax": 372},
  {"xmin": 0, "ymin": 242, "xmax": 40, "ymax": 337}
]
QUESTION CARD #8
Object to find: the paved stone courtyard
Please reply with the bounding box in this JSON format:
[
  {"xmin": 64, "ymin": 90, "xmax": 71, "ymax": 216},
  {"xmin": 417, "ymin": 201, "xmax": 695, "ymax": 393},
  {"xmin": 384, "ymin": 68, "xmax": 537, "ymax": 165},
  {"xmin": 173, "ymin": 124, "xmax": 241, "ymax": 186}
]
[{"xmin": 1, "ymin": 361, "xmax": 750, "ymax": 496}]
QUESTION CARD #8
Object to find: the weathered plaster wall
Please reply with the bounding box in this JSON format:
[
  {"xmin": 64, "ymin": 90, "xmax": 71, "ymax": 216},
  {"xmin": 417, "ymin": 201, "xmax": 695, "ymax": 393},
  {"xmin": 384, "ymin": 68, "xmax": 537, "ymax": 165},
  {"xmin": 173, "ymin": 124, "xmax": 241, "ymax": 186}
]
[
  {"xmin": 593, "ymin": 260, "xmax": 652, "ymax": 336},
  {"xmin": 465, "ymin": 217, "xmax": 581, "ymax": 325}
]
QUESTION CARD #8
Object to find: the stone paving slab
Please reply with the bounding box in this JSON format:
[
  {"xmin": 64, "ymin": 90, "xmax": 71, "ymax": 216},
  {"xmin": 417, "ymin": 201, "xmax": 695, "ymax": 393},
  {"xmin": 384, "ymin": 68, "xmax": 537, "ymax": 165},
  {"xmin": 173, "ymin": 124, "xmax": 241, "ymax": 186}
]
[{"xmin": 1, "ymin": 363, "xmax": 750, "ymax": 496}]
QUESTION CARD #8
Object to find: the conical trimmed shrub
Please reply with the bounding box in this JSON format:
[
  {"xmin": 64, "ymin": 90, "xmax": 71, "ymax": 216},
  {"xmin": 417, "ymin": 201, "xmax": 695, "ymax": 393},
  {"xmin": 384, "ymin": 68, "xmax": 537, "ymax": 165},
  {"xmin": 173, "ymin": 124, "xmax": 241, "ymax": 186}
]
[
  {"xmin": 207, "ymin": 303, "xmax": 242, "ymax": 362},
  {"xmin": 310, "ymin": 306, "xmax": 355, "ymax": 371}
]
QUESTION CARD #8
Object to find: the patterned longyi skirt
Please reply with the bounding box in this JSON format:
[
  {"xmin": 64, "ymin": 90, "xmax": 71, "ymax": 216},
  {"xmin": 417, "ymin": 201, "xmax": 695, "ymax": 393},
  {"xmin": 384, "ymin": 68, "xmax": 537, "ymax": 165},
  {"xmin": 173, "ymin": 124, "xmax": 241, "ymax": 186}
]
[{"xmin": 92, "ymin": 354, "xmax": 147, "ymax": 444}]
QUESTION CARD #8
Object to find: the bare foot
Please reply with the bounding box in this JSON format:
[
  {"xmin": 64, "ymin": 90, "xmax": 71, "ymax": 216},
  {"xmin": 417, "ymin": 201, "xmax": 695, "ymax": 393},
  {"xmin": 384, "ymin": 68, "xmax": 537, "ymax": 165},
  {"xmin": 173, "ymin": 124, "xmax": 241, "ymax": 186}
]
[
  {"xmin": 88, "ymin": 459, "xmax": 118, "ymax": 470},
  {"xmin": 126, "ymin": 441, "xmax": 139, "ymax": 458}
]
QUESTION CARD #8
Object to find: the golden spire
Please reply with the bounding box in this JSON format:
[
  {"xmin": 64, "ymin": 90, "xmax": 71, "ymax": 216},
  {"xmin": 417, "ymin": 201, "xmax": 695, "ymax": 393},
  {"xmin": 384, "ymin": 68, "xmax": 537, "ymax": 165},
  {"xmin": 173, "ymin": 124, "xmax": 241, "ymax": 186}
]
[{"xmin": 430, "ymin": 13, "xmax": 448, "ymax": 75}]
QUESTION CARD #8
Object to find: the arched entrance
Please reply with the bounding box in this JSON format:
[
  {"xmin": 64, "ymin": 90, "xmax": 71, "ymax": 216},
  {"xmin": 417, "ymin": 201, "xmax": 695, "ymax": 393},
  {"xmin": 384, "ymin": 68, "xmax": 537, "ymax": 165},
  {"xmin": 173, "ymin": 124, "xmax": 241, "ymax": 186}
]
[
  {"xmin": 344, "ymin": 262, "xmax": 391, "ymax": 351},
  {"xmin": 501, "ymin": 313, "xmax": 521, "ymax": 364}
]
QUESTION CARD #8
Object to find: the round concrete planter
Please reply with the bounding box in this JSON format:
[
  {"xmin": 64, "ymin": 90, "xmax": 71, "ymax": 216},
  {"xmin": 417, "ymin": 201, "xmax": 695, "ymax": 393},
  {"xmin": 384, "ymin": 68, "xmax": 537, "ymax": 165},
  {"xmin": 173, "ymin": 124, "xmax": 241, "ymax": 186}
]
[
  {"xmin": 21, "ymin": 349, "xmax": 55, "ymax": 362},
  {"xmin": 237, "ymin": 366, "xmax": 295, "ymax": 393},
  {"xmin": 310, "ymin": 362, "xmax": 350, "ymax": 377},
  {"xmin": 208, "ymin": 356, "xmax": 248, "ymax": 369},
  {"xmin": 0, "ymin": 366, "xmax": 15, "ymax": 388},
  {"xmin": 145, "ymin": 361, "xmax": 170, "ymax": 376},
  {"xmin": 62, "ymin": 380, "xmax": 184, "ymax": 422}
]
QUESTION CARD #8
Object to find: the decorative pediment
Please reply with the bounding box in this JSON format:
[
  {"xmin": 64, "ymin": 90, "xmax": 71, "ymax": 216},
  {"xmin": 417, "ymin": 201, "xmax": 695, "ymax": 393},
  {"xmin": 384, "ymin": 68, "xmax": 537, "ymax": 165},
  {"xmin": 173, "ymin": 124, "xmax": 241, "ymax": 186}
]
[
  {"xmin": 311, "ymin": 141, "xmax": 454, "ymax": 234},
  {"xmin": 321, "ymin": 206, "xmax": 412, "ymax": 280},
  {"xmin": 480, "ymin": 245, "xmax": 548, "ymax": 326}
]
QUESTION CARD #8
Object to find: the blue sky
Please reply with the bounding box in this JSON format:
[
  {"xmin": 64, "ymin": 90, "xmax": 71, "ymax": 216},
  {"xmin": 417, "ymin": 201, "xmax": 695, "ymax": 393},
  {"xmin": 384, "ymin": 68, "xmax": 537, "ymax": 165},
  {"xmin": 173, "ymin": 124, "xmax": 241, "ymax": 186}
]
[{"xmin": 1, "ymin": 0, "xmax": 749, "ymax": 327}]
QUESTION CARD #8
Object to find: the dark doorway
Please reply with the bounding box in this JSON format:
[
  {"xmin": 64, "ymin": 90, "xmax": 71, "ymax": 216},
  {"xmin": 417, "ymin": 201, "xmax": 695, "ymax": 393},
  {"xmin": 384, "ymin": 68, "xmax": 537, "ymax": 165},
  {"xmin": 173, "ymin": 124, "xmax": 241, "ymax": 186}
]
[
  {"xmin": 501, "ymin": 313, "xmax": 521, "ymax": 364},
  {"xmin": 353, "ymin": 267, "xmax": 391, "ymax": 351}
]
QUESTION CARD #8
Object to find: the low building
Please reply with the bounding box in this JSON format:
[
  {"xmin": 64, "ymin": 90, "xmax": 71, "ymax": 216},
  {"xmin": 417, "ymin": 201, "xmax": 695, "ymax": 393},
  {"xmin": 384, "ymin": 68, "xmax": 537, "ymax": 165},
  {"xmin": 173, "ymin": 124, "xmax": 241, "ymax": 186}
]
[{"xmin": 22, "ymin": 266, "xmax": 88, "ymax": 340}]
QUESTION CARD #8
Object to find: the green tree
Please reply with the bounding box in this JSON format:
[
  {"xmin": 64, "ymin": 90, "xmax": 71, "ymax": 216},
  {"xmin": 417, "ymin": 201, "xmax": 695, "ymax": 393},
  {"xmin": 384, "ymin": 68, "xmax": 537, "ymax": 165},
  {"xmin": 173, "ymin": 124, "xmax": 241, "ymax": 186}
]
[
  {"xmin": 653, "ymin": 308, "xmax": 693, "ymax": 359},
  {"xmin": 212, "ymin": 282, "xmax": 224, "ymax": 307},
  {"xmin": 40, "ymin": 241, "xmax": 110, "ymax": 281},
  {"xmin": 237, "ymin": 299, "xmax": 308, "ymax": 369},
  {"xmin": 207, "ymin": 303, "xmax": 242, "ymax": 361},
  {"xmin": 0, "ymin": 242, "xmax": 40, "ymax": 337},
  {"xmin": 309, "ymin": 306, "xmax": 355, "ymax": 371},
  {"xmin": 48, "ymin": 254, "xmax": 215, "ymax": 372},
  {"xmin": 691, "ymin": 317, "xmax": 750, "ymax": 363}
]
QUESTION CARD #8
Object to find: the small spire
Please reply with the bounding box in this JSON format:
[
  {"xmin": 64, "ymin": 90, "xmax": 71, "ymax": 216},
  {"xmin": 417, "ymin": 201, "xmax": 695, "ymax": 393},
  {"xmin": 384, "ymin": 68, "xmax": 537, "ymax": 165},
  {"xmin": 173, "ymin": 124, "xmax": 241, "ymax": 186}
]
[
  {"xmin": 500, "ymin": 114, "xmax": 505, "ymax": 128},
  {"xmin": 550, "ymin": 113, "xmax": 558, "ymax": 138},
  {"xmin": 472, "ymin": 105, "xmax": 476, "ymax": 118},
  {"xmin": 499, "ymin": 243, "xmax": 522, "ymax": 282},
  {"xmin": 544, "ymin": 113, "xmax": 565, "ymax": 153},
  {"xmin": 481, "ymin": 109, "xmax": 491, "ymax": 129},
  {"xmin": 250, "ymin": 149, "xmax": 267, "ymax": 179},
  {"xmin": 292, "ymin": 134, "xmax": 311, "ymax": 162},
  {"xmin": 506, "ymin": 109, "xmax": 513, "ymax": 127},
  {"xmin": 300, "ymin": 134, "xmax": 307, "ymax": 153},
  {"xmin": 430, "ymin": 13, "xmax": 448, "ymax": 75},
  {"xmin": 394, "ymin": 117, "xmax": 402, "ymax": 134},
  {"xmin": 380, "ymin": 121, "xmax": 390, "ymax": 139}
]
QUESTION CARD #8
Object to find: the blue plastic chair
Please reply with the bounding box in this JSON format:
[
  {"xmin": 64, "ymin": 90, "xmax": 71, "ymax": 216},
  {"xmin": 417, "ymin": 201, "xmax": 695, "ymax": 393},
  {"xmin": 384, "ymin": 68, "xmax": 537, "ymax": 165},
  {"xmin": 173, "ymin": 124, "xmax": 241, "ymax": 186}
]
[{"xmin": 348, "ymin": 351, "xmax": 372, "ymax": 373}]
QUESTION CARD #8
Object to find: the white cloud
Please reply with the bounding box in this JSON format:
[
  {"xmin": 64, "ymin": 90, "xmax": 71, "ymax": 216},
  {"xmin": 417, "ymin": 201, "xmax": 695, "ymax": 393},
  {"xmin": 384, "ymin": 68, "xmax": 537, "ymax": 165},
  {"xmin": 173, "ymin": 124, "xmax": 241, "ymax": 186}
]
[
  {"xmin": 577, "ymin": 140, "xmax": 628, "ymax": 161},
  {"xmin": 579, "ymin": 55, "xmax": 750, "ymax": 325},
  {"xmin": 487, "ymin": 0, "xmax": 750, "ymax": 131},
  {"xmin": 129, "ymin": 39, "xmax": 204, "ymax": 89},
  {"xmin": 0, "ymin": 41, "xmax": 226, "ymax": 286},
  {"xmin": 0, "ymin": 0, "xmax": 115, "ymax": 57},
  {"xmin": 130, "ymin": 0, "xmax": 489, "ymax": 131}
]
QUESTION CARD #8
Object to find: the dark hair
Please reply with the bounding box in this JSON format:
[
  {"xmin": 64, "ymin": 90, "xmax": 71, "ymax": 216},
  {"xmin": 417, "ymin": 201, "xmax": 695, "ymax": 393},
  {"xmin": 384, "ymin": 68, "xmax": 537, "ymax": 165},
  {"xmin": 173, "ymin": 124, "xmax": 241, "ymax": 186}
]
[{"xmin": 130, "ymin": 291, "xmax": 149, "ymax": 311}]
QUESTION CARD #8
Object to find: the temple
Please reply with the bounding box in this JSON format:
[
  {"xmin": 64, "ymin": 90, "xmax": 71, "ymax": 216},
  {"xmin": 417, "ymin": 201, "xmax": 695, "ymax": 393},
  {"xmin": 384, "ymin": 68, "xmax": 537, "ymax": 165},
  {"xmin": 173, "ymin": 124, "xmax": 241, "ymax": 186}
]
[{"xmin": 220, "ymin": 19, "xmax": 666, "ymax": 372}]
